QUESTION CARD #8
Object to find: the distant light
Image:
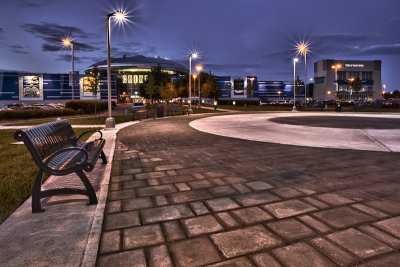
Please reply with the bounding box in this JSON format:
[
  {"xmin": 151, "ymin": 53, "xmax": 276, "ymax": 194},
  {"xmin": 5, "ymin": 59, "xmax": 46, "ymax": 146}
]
[
  {"xmin": 190, "ymin": 51, "xmax": 199, "ymax": 59},
  {"xmin": 62, "ymin": 37, "xmax": 73, "ymax": 47},
  {"xmin": 192, "ymin": 74, "xmax": 197, "ymax": 79},
  {"xmin": 293, "ymin": 58, "xmax": 299, "ymax": 63},
  {"xmin": 195, "ymin": 64, "xmax": 203, "ymax": 72},
  {"xmin": 114, "ymin": 11, "xmax": 126, "ymax": 23}
]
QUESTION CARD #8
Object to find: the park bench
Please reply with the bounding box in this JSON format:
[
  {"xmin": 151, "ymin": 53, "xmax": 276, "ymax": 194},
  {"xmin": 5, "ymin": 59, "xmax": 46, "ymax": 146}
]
[
  {"xmin": 131, "ymin": 106, "xmax": 155, "ymax": 121},
  {"xmin": 14, "ymin": 119, "xmax": 107, "ymax": 213},
  {"xmin": 167, "ymin": 104, "xmax": 190, "ymax": 116}
]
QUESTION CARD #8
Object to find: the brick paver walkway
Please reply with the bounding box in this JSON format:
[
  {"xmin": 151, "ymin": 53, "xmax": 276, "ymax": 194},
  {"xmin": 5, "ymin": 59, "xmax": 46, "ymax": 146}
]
[{"xmin": 97, "ymin": 114, "xmax": 400, "ymax": 266}]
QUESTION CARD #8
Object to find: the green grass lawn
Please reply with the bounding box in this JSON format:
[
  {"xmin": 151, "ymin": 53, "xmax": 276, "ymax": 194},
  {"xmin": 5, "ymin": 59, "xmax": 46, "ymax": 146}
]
[{"xmin": 0, "ymin": 128, "xmax": 99, "ymax": 224}]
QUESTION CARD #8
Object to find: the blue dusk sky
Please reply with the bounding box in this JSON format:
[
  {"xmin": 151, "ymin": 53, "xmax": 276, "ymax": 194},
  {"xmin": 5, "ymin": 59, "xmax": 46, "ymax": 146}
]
[{"xmin": 0, "ymin": 0, "xmax": 400, "ymax": 91}]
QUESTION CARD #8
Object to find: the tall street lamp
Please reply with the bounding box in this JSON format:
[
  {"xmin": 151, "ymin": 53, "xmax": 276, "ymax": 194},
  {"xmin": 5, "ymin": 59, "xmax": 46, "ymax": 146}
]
[
  {"xmin": 192, "ymin": 74, "xmax": 197, "ymax": 106},
  {"xmin": 195, "ymin": 64, "xmax": 203, "ymax": 107},
  {"xmin": 188, "ymin": 52, "xmax": 198, "ymax": 113},
  {"xmin": 62, "ymin": 37, "xmax": 75, "ymax": 100},
  {"xmin": 105, "ymin": 10, "xmax": 126, "ymax": 129},
  {"xmin": 292, "ymin": 58, "xmax": 299, "ymax": 112},
  {"xmin": 296, "ymin": 42, "xmax": 309, "ymax": 106},
  {"xmin": 332, "ymin": 63, "xmax": 341, "ymax": 93}
]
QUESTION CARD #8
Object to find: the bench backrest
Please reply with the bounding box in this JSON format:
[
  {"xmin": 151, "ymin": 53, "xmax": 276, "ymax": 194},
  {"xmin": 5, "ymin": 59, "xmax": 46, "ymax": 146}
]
[{"xmin": 14, "ymin": 120, "xmax": 77, "ymax": 167}]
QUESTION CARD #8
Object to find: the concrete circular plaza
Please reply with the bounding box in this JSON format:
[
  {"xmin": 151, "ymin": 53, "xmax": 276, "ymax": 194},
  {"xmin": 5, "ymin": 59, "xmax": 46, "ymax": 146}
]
[{"xmin": 190, "ymin": 112, "xmax": 400, "ymax": 152}]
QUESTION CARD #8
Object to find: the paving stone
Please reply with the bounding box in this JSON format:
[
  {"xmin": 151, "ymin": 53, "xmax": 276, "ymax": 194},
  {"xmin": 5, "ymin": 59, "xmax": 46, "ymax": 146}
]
[
  {"xmin": 271, "ymin": 187, "xmax": 304, "ymax": 199},
  {"xmin": 246, "ymin": 181, "xmax": 274, "ymax": 191},
  {"xmin": 337, "ymin": 188, "xmax": 378, "ymax": 202},
  {"xmin": 313, "ymin": 206, "xmax": 374, "ymax": 229},
  {"xmin": 267, "ymin": 218, "xmax": 315, "ymax": 242},
  {"xmin": 355, "ymin": 252, "xmax": 400, "ymax": 267},
  {"xmin": 262, "ymin": 199, "xmax": 317, "ymax": 219},
  {"xmin": 208, "ymin": 185, "xmax": 237, "ymax": 197},
  {"xmin": 108, "ymin": 189, "xmax": 135, "ymax": 201},
  {"xmin": 295, "ymin": 186, "xmax": 317, "ymax": 195},
  {"xmin": 112, "ymin": 175, "xmax": 133, "ymax": 183},
  {"xmin": 351, "ymin": 203, "xmax": 388, "ymax": 219},
  {"xmin": 310, "ymin": 237, "xmax": 357, "ymax": 266},
  {"xmin": 193, "ymin": 173, "xmax": 205, "ymax": 180},
  {"xmin": 215, "ymin": 212, "xmax": 241, "ymax": 229},
  {"xmin": 235, "ymin": 191, "xmax": 280, "ymax": 206},
  {"xmin": 122, "ymin": 180, "xmax": 147, "ymax": 190},
  {"xmin": 251, "ymin": 252, "xmax": 282, "ymax": 267},
  {"xmin": 301, "ymin": 197, "xmax": 329, "ymax": 209},
  {"xmin": 99, "ymin": 230, "xmax": 120, "ymax": 254},
  {"xmin": 315, "ymin": 193, "xmax": 355, "ymax": 206},
  {"xmin": 208, "ymin": 257, "xmax": 255, "ymax": 267},
  {"xmin": 365, "ymin": 199, "xmax": 400, "ymax": 215},
  {"xmin": 223, "ymin": 176, "xmax": 247, "ymax": 184},
  {"xmin": 187, "ymin": 180, "xmax": 213, "ymax": 189},
  {"xmin": 148, "ymin": 245, "xmax": 173, "ymax": 267},
  {"xmin": 273, "ymin": 242, "xmax": 336, "ymax": 267},
  {"xmin": 135, "ymin": 171, "xmax": 166, "ymax": 180},
  {"xmin": 211, "ymin": 178, "xmax": 226, "ymax": 186},
  {"xmin": 159, "ymin": 175, "xmax": 194, "ymax": 184},
  {"xmin": 123, "ymin": 224, "xmax": 165, "ymax": 249},
  {"xmin": 122, "ymin": 197, "xmax": 154, "ymax": 211},
  {"xmin": 169, "ymin": 236, "xmax": 222, "ymax": 267},
  {"xmin": 137, "ymin": 184, "xmax": 177, "ymax": 197},
  {"xmin": 97, "ymin": 249, "xmax": 146, "ymax": 267},
  {"xmin": 232, "ymin": 207, "xmax": 273, "ymax": 225},
  {"xmin": 166, "ymin": 170, "xmax": 178, "ymax": 176},
  {"xmin": 141, "ymin": 204, "xmax": 194, "ymax": 224},
  {"xmin": 148, "ymin": 178, "xmax": 160, "ymax": 186},
  {"xmin": 169, "ymin": 189, "xmax": 213, "ymax": 204},
  {"xmin": 103, "ymin": 210, "xmax": 141, "ymax": 231},
  {"xmin": 155, "ymin": 195, "xmax": 169, "ymax": 206},
  {"xmin": 297, "ymin": 214, "xmax": 332, "ymax": 233},
  {"xmin": 175, "ymin": 182, "xmax": 191, "ymax": 191},
  {"xmin": 182, "ymin": 215, "xmax": 224, "ymax": 237},
  {"xmin": 327, "ymin": 228, "xmax": 393, "ymax": 259},
  {"xmin": 205, "ymin": 171, "xmax": 226, "ymax": 178},
  {"xmin": 155, "ymin": 164, "xmax": 183, "ymax": 171},
  {"xmin": 163, "ymin": 220, "xmax": 186, "ymax": 242},
  {"xmin": 232, "ymin": 183, "xmax": 251, "ymax": 193},
  {"xmin": 206, "ymin": 197, "xmax": 241, "ymax": 212},
  {"xmin": 189, "ymin": 201, "xmax": 210, "ymax": 215},
  {"xmin": 373, "ymin": 216, "xmax": 400, "ymax": 238},
  {"xmin": 123, "ymin": 168, "xmax": 143, "ymax": 175},
  {"xmin": 105, "ymin": 200, "xmax": 122, "ymax": 214},
  {"xmin": 211, "ymin": 225, "xmax": 283, "ymax": 258},
  {"xmin": 359, "ymin": 225, "xmax": 400, "ymax": 249},
  {"xmin": 109, "ymin": 182, "xmax": 121, "ymax": 191}
]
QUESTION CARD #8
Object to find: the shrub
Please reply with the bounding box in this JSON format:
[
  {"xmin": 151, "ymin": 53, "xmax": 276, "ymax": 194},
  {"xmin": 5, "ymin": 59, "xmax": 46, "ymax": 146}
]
[
  {"xmin": 65, "ymin": 100, "xmax": 108, "ymax": 114},
  {"xmin": 0, "ymin": 108, "xmax": 77, "ymax": 120}
]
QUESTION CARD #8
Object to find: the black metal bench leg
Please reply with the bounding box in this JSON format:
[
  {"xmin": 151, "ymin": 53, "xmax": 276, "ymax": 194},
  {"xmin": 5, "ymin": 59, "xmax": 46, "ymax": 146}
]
[
  {"xmin": 100, "ymin": 150, "xmax": 107, "ymax": 164},
  {"xmin": 32, "ymin": 170, "xmax": 45, "ymax": 213},
  {"xmin": 76, "ymin": 170, "xmax": 98, "ymax": 205}
]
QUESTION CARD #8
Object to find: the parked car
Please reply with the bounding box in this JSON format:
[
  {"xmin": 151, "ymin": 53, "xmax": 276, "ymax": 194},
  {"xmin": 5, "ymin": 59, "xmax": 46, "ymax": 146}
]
[{"xmin": 7, "ymin": 103, "xmax": 26, "ymax": 110}]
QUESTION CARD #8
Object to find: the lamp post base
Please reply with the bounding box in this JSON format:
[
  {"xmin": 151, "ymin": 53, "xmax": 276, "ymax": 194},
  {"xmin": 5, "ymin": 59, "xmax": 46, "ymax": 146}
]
[
  {"xmin": 292, "ymin": 105, "xmax": 297, "ymax": 112},
  {"xmin": 105, "ymin": 117, "xmax": 115, "ymax": 129}
]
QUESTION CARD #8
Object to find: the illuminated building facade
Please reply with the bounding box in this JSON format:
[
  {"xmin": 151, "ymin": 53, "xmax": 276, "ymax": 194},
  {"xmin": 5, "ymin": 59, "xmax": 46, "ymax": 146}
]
[{"xmin": 313, "ymin": 59, "xmax": 382, "ymax": 101}]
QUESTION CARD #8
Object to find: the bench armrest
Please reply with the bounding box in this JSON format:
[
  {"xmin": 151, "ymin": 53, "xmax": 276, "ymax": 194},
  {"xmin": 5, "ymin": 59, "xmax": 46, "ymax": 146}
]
[{"xmin": 77, "ymin": 129, "xmax": 103, "ymax": 141}]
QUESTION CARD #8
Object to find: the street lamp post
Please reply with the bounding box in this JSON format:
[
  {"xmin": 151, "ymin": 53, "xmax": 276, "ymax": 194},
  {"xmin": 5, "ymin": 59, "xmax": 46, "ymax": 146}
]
[
  {"xmin": 296, "ymin": 42, "xmax": 309, "ymax": 106},
  {"xmin": 195, "ymin": 64, "xmax": 202, "ymax": 107},
  {"xmin": 188, "ymin": 52, "xmax": 198, "ymax": 113},
  {"xmin": 62, "ymin": 38, "xmax": 75, "ymax": 100},
  {"xmin": 331, "ymin": 64, "xmax": 341, "ymax": 94},
  {"xmin": 292, "ymin": 58, "xmax": 299, "ymax": 111},
  {"xmin": 192, "ymin": 74, "xmax": 197, "ymax": 107},
  {"xmin": 105, "ymin": 11, "xmax": 126, "ymax": 129}
]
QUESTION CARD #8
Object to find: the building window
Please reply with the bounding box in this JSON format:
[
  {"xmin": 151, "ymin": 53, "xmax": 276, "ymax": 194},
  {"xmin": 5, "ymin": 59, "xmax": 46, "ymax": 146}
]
[{"xmin": 315, "ymin": 77, "xmax": 325, "ymax": 84}]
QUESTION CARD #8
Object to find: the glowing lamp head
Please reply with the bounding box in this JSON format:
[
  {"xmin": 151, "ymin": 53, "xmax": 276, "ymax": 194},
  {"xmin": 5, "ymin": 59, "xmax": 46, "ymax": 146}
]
[
  {"xmin": 293, "ymin": 58, "xmax": 299, "ymax": 63},
  {"xmin": 114, "ymin": 11, "xmax": 126, "ymax": 22},
  {"xmin": 195, "ymin": 64, "xmax": 203, "ymax": 72},
  {"xmin": 62, "ymin": 37, "xmax": 73, "ymax": 47},
  {"xmin": 296, "ymin": 41, "xmax": 310, "ymax": 56},
  {"xmin": 192, "ymin": 74, "xmax": 197, "ymax": 79},
  {"xmin": 190, "ymin": 52, "xmax": 198, "ymax": 59}
]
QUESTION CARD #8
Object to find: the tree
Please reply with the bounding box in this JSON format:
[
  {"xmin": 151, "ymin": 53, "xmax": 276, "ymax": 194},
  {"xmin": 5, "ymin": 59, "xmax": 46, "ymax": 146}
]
[
  {"xmin": 200, "ymin": 72, "xmax": 220, "ymax": 100},
  {"xmin": 139, "ymin": 66, "xmax": 172, "ymax": 102},
  {"xmin": 87, "ymin": 65, "xmax": 100, "ymax": 116}
]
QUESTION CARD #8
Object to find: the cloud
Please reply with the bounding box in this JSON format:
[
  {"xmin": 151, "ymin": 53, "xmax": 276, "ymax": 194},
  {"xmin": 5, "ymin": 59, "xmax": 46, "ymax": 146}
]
[
  {"xmin": 21, "ymin": 22, "xmax": 97, "ymax": 52},
  {"xmin": 352, "ymin": 44, "xmax": 400, "ymax": 56},
  {"xmin": 111, "ymin": 42, "xmax": 158, "ymax": 57},
  {"xmin": 8, "ymin": 45, "xmax": 29, "ymax": 55},
  {"xmin": 55, "ymin": 54, "xmax": 97, "ymax": 64},
  {"xmin": 0, "ymin": 27, "xmax": 3, "ymax": 33},
  {"xmin": 15, "ymin": 0, "xmax": 54, "ymax": 8}
]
